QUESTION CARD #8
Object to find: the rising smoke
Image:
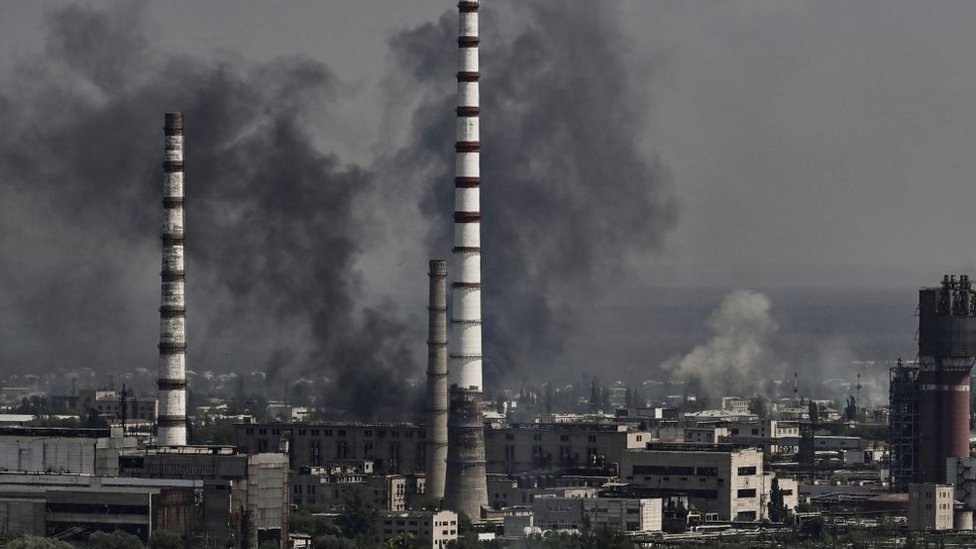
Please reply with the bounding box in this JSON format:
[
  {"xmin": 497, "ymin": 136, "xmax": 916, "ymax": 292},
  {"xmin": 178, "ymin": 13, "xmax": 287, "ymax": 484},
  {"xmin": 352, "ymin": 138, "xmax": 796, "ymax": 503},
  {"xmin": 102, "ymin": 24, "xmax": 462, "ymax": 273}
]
[
  {"xmin": 0, "ymin": 2, "xmax": 677, "ymax": 418},
  {"xmin": 389, "ymin": 1, "xmax": 678, "ymax": 385},
  {"xmin": 0, "ymin": 4, "xmax": 421, "ymax": 420},
  {"xmin": 662, "ymin": 290, "xmax": 782, "ymax": 399}
]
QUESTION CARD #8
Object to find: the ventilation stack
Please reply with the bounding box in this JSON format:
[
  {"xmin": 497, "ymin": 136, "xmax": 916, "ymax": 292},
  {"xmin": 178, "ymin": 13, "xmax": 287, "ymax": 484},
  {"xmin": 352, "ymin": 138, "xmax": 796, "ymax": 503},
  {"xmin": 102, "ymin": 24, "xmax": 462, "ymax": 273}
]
[
  {"xmin": 425, "ymin": 260, "xmax": 449, "ymax": 501},
  {"xmin": 917, "ymin": 275, "xmax": 976, "ymax": 483},
  {"xmin": 443, "ymin": 0, "xmax": 489, "ymax": 519},
  {"xmin": 157, "ymin": 112, "xmax": 188, "ymax": 446}
]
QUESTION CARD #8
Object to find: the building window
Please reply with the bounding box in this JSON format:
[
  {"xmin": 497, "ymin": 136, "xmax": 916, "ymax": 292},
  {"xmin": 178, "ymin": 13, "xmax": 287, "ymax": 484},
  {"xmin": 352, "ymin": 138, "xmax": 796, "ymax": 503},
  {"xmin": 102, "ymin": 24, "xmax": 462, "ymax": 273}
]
[
  {"xmin": 737, "ymin": 489, "xmax": 757, "ymax": 498},
  {"xmin": 737, "ymin": 466, "xmax": 757, "ymax": 476}
]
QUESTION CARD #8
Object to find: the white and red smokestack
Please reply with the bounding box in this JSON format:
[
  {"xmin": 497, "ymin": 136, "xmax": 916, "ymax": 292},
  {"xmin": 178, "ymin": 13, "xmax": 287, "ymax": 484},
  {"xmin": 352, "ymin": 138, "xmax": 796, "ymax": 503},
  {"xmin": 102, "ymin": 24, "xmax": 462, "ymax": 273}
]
[
  {"xmin": 444, "ymin": 0, "xmax": 489, "ymax": 518},
  {"xmin": 158, "ymin": 112, "xmax": 188, "ymax": 446}
]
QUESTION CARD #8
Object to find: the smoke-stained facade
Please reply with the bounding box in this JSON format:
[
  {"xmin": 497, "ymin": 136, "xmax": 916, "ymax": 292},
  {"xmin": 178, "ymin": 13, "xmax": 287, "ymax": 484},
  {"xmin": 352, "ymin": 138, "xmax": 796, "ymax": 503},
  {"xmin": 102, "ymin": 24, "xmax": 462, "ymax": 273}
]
[
  {"xmin": 158, "ymin": 112, "xmax": 188, "ymax": 446},
  {"xmin": 425, "ymin": 260, "xmax": 448, "ymax": 500}
]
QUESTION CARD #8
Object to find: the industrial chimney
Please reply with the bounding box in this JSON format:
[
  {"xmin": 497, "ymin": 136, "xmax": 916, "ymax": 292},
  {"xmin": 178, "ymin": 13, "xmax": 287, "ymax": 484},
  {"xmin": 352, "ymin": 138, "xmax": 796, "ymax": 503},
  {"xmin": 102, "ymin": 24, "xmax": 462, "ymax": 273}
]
[
  {"xmin": 158, "ymin": 112, "xmax": 188, "ymax": 446},
  {"xmin": 917, "ymin": 274, "xmax": 976, "ymax": 483},
  {"xmin": 425, "ymin": 260, "xmax": 449, "ymax": 501},
  {"xmin": 443, "ymin": 0, "xmax": 489, "ymax": 518}
]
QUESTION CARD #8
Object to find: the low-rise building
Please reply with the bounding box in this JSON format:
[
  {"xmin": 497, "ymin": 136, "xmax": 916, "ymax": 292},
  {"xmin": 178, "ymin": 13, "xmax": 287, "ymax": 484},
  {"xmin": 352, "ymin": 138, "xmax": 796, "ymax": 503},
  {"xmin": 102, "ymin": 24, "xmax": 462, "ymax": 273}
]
[
  {"xmin": 484, "ymin": 423, "xmax": 650, "ymax": 475},
  {"xmin": 235, "ymin": 422, "xmax": 425, "ymax": 475},
  {"xmin": 378, "ymin": 510, "xmax": 458, "ymax": 549},
  {"xmin": 908, "ymin": 483, "xmax": 954, "ymax": 531},
  {"xmin": 620, "ymin": 444, "xmax": 764, "ymax": 521},
  {"xmin": 291, "ymin": 466, "xmax": 409, "ymax": 511},
  {"xmin": 582, "ymin": 497, "xmax": 662, "ymax": 532}
]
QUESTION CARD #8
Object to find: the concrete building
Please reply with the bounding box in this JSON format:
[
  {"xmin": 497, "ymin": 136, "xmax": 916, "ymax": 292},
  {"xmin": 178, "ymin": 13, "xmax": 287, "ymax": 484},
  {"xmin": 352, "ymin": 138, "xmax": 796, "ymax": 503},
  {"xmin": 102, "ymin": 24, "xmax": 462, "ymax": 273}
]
[
  {"xmin": 484, "ymin": 423, "xmax": 649, "ymax": 475},
  {"xmin": 291, "ymin": 466, "xmax": 409, "ymax": 511},
  {"xmin": 120, "ymin": 446, "xmax": 289, "ymax": 547},
  {"xmin": 532, "ymin": 494, "xmax": 662, "ymax": 533},
  {"xmin": 0, "ymin": 426, "xmax": 135, "ymax": 476},
  {"xmin": 583, "ymin": 498, "xmax": 662, "ymax": 532},
  {"xmin": 235, "ymin": 422, "xmax": 425, "ymax": 475},
  {"xmin": 620, "ymin": 444, "xmax": 764, "ymax": 521},
  {"xmin": 378, "ymin": 509, "xmax": 458, "ymax": 549},
  {"xmin": 532, "ymin": 493, "xmax": 588, "ymax": 531},
  {"xmin": 0, "ymin": 473, "xmax": 205, "ymax": 543},
  {"xmin": 908, "ymin": 483, "xmax": 954, "ymax": 531}
]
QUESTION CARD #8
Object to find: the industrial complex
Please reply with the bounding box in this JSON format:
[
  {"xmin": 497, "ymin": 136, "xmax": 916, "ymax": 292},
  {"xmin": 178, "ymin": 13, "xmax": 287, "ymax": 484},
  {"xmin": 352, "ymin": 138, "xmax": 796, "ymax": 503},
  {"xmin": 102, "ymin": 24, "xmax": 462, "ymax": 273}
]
[{"xmin": 0, "ymin": 1, "xmax": 975, "ymax": 549}]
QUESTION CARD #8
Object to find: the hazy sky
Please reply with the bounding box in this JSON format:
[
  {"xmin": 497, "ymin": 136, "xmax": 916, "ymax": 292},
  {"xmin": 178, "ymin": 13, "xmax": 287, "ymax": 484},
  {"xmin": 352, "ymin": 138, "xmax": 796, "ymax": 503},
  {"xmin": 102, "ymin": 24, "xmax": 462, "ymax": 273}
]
[
  {"xmin": 0, "ymin": 1, "xmax": 970, "ymax": 405},
  {"xmin": 4, "ymin": 0, "xmax": 974, "ymax": 287}
]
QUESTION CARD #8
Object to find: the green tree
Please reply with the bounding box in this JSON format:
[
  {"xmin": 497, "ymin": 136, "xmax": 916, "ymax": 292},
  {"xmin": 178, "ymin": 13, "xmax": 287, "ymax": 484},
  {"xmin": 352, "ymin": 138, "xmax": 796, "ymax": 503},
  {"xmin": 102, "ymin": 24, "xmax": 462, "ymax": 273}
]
[
  {"xmin": 148, "ymin": 529, "xmax": 183, "ymax": 549},
  {"xmin": 335, "ymin": 491, "xmax": 379, "ymax": 545},
  {"xmin": 385, "ymin": 532, "xmax": 419, "ymax": 549},
  {"xmin": 767, "ymin": 477, "xmax": 791, "ymax": 523},
  {"xmin": 312, "ymin": 535, "xmax": 358, "ymax": 549},
  {"xmin": 87, "ymin": 530, "xmax": 144, "ymax": 549},
  {"xmin": 8, "ymin": 536, "xmax": 74, "ymax": 549},
  {"xmin": 807, "ymin": 400, "xmax": 819, "ymax": 427}
]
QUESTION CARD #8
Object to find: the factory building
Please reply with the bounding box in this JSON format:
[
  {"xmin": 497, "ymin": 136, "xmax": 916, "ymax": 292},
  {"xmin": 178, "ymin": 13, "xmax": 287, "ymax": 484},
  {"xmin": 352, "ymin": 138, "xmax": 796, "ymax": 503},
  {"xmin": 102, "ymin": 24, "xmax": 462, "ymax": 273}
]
[
  {"xmin": 483, "ymin": 423, "xmax": 650, "ymax": 475},
  {"xmin": 119, "ymin": 446, "xmax": 289, "ymax": 547},
  {"xmin": 234, "ymin": 422, "xmax": 425, "ymax": 474},
  {"xmin": 0, "ymin": 426, "xmax": 135, "ymax": 476},
  {"xmin": 620, "ymin": 444, "xmax": 765, "ymax": 521},
  {"xmin": 290, "ymin": 465, "xmax": 413, "ymax": 511},
  {"xmin": 531, "ymin": 493, "xmax": 663, "ymax": 533},
  {"xmin": 908, "ymin": 483, "xmax": 954, "ymax": 531},
  {"xmin": 378, "ymin": 509, "xmax": 458, "ymax": 549}
]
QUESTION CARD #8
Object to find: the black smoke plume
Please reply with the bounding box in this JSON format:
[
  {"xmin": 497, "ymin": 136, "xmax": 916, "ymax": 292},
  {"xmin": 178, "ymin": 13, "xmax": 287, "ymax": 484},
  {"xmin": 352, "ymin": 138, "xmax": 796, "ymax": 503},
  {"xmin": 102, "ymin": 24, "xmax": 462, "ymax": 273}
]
[
  {"xmin": 390, "ymin": 1, "xmax": 677, "ymax": 385},
  {"xmin": 0, "ymin": 4, "xmax": 421, "ymax": 420}
]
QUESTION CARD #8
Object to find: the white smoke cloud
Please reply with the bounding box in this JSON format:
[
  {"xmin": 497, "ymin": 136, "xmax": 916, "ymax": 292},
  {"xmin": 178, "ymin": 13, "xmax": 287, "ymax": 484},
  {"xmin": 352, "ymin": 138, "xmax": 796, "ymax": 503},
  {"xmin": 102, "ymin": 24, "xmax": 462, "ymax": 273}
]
[{"xmin": 662, "ymin": 290, "xmax": 782, "ymax": 399}]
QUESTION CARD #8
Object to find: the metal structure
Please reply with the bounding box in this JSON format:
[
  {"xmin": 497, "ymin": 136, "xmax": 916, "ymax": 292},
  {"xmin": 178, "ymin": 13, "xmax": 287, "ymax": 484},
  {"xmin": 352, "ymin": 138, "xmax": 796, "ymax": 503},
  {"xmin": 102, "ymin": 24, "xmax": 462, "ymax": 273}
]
[
  {"xmin": 889, "ymin": 359, "xmax": 919, "ymax": 492},
  {"xmin": 425, "ymin": 260, "xmax": 449, "ymax": 501},
  {"xmin": 917, "ymin": 275, "xmax": 976, "ymax": 484},
  {"xmin": 158, "ymin": 112, "xmax": 188, "ymax": 446},
  {"xmin": 443, "ymin": 0, "xmax": 489, "ymax": 518}
]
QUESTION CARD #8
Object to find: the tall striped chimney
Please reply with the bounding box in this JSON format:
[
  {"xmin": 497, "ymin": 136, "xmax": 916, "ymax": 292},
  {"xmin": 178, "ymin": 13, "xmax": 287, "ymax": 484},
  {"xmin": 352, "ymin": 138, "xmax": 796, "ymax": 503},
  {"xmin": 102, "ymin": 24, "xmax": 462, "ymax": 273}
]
[
  {"xmin": 443, "ymin": 0, "xmax": 489, "ymax": 518},
  {"xmin": 425, "ymin": 260, "xmax": 449, "ymax": 501},
  {"xmin": 158, "ymin": 112, "xmax": 188, "ymax": 446}
]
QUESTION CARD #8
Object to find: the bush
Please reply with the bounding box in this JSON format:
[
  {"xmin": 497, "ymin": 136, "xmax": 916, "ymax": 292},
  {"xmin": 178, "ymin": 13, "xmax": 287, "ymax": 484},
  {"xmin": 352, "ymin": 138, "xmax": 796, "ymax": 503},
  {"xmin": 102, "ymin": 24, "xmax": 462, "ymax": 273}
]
[{"xmin": 8, "ymin": 536, "xmax": 74, "ymax": 549}]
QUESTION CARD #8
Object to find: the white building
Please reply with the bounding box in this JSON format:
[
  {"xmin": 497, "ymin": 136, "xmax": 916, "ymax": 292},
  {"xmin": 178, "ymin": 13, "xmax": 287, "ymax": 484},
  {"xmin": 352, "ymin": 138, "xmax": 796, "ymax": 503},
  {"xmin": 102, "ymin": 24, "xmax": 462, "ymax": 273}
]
[
  {"xmin": 378, "ymin": 510, "xmax": 458, "ymax": 549},
  {"xmin": 908, "ymin": 483, "xmax": 953, "ymax": 531},
  {"xmin": 620, "ymin": 445, "xmax": 764, "ymax": 521}
]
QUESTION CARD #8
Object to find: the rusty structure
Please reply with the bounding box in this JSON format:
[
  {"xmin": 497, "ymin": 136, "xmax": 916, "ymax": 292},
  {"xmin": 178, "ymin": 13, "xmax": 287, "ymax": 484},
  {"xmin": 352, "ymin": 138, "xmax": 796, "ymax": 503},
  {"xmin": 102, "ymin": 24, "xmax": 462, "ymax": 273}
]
[
  {"xmin": 917, "ymin": 275, "xmax": 976, "ymax": 484},
  {"xmin": 889, "ymin": 359, "xmax": 919, "ymax": 491},
  {"xmin": 157, "ymin": 113, "xmax": 188, "ymax": 446},
  {"xmin": 425, "ymin": 260, "xmax": 449, "ymax": 501},
  {"xmin": 443, "ymin": 0, "xmax": 489, "ymax": 518}
]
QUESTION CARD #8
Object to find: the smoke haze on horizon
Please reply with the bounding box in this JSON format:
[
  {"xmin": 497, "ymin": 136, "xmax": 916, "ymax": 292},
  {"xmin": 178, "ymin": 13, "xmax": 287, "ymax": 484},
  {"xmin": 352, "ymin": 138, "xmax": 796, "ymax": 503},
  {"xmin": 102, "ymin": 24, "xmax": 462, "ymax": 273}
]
[{"xmin": 0, "ymin": 1, "xmax": 964, "ymax": 412}]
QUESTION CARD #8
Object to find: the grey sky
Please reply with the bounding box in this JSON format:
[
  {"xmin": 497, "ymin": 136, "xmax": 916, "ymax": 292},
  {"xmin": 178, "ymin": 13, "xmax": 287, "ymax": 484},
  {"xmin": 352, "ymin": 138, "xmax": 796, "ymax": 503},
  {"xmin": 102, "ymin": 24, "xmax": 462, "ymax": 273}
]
[
  {"xmin": 0, "ymin": 1, "xmax": 970, "ymax": 400},
  {"xmin": 3, "ymin": 1, "xmax": 974, "ymax": 285}
]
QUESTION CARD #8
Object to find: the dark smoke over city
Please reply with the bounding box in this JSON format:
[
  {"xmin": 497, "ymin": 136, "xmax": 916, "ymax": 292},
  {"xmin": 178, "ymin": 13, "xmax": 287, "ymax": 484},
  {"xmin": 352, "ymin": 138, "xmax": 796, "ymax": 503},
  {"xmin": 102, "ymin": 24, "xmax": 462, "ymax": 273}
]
[
  {"xmin": 390, "ymin": 2, "xmax": 677, "ymax": 386},
  {"xmin": 0, "ymin": 4, "xmax": 422, "ymax": 420},
  {"xmin": 0, "ymin": 2, "xmax": 675, "ymax": 418}
]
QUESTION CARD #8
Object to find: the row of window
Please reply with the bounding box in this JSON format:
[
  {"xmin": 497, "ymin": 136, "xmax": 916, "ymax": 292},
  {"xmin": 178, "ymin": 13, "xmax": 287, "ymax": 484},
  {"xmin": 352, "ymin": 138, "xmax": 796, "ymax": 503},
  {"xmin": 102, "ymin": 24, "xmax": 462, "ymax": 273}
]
[
  {"xmin": 632, "ymin": 465, "xmax": 719, "ymax": 477},
  {"xmin": 244, "ymin": 427, "xmax": 423, "ymax": 439}
]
